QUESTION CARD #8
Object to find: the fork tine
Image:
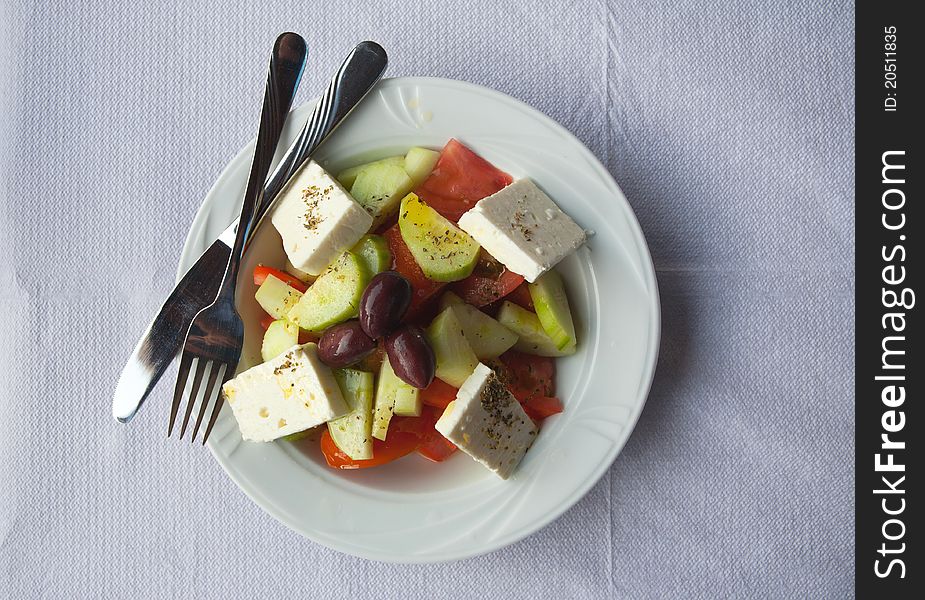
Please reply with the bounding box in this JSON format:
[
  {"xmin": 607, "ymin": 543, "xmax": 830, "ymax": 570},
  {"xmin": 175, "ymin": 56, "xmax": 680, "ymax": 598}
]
[
  {"xmin": 168, "ymin": 353, "xmax": 194, "ymax": 437},
  {"xmin": 191, "ymin": 362, "xmax": 223, "ymax": 444},
  {"xmin": 179, "ymin": 357, "xmax": 206, "ymax": 440},
  {"xmin": 201, "ymin": 364, "xmax": 234, "ymax": 445}
]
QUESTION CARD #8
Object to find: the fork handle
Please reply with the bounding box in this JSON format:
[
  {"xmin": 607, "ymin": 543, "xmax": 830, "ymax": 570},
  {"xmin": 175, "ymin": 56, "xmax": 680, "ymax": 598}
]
[
  {"xmin": 220, "ymin": 33, "xmax": 306, "ymax": 298},
  {"xmin": 248, "ymin": 41, "xmax": 388, "ymax": 235}
]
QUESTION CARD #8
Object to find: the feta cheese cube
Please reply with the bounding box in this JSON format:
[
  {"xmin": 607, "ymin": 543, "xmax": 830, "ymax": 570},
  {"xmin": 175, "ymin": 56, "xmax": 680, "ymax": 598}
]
[
  {"xmin": 457, "ymin": 179, "xmax": 586, "ymax": 282},
  {"xmin": 435, "ymin": 363, "xmax": 537, "ymax": 479},
  {"xmin": 270, "ymin": 160, "xmax": 373, "ymax": 276},
  {"xmin": 222, "ymin": 343, "xmax": 348, "ymax": 442}
]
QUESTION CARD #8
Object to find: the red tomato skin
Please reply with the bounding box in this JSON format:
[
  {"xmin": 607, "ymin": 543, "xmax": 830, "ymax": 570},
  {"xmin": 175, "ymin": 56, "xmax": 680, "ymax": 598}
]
[
  {"xmin": 451, "ymin": 264, "xmax": 524, "ymax": 307},
  {"xmin": 383, "ymin": 406, "xmax": 458, "ymax": 462},
  {"xmin": 521, "ymin": 395, "xmax": 564, "ymax": 419},
  {"xmin": 506, "ymin": 282, "xmax": 535, "ymax": 311},
  {"xmin": 420, "ymin": 379, "xmax": 459, "ymax": 409},
  {"xmin": 413, "ymin": 405, "xmax": 458, "ymax": 462},
  {"xmin": 497, "ymin": 350, "xmax": 556, "ymax": 402},
  {"xmin": 253, "ymin": 265, "xmax": 308, "ymax": 293},
  {"xmin": 417, "ymin": 435, "xmax": 457, "ymax": 462},
  {"xmin": 387, "ymin": 414, "xmax": 433, "ymax": 438},
  {"xmin": 414, "ymin": 139, "xmax": 513, "ymax": 222},
  {"xmin": 297, "ymin": 330, "xmax": 320, "ymax": 345},
  {"xmin": 258, "ymin": 312, "xmax": 275, "ymax": 331}
]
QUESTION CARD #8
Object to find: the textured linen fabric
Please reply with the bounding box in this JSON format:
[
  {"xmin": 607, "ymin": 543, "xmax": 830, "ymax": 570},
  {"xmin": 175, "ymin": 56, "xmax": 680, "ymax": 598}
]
[{"xmin": 0, "ymin": 1, "xmax": 854, "ymax": 598}]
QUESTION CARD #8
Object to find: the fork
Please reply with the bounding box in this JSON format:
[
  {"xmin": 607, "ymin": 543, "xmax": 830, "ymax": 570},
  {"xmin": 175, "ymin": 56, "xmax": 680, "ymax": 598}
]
[{"xmin": 168, "ymin": 32, "xmax": 306, "ymax": 443}]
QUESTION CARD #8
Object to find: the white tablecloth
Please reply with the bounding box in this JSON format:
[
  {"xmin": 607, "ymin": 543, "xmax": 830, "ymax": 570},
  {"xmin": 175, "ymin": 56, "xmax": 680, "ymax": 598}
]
[{"xmin": 0, "ymin": 1, "xmax": 854, "ymax": 597}]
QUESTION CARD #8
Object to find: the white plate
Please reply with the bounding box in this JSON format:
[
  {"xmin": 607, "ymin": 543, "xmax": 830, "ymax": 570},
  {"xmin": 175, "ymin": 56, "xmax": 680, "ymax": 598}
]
[{"xmin": 178, "ymin": 77, "xmax": 660, "ymax": 563}]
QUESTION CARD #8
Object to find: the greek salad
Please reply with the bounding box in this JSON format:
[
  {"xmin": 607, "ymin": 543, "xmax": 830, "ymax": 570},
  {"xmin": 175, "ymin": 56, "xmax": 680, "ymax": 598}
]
[{"xmin": 222, "ymin": 139, "xmax": 587, "ymax": 479}]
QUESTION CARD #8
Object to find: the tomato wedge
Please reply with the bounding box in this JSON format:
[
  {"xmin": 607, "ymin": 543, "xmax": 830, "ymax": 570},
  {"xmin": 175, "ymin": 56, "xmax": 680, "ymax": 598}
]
[
  {"xmin": 320, "ymin": 429, "xmax": 419, "ymax": 469},
  {"xmin": 383, "ymin": 225, "xmax": 445, "ymax": 314},
  {"xmin": 505, "ymin": 282, "xmax": 535, "ymax": 311},
  {"xmin": 420, "ymin": 378, "xmax": 459, "ymax": 409},
  {"xmin": 497, "ymin": 350, "xmax": 556, "ymax": 402},
  {"xmin": 494, "ymin": 352, "xmax": 560, "ymax": 421},
  {"xmin": 410, "ymin": 406, "xmax": 457, "ymax": 462},
  {"xmin": 450, "ymin": 252, "xmax": 524, "ymax": 307},
  {"xmin": 297, "ymin": 330, "xmax": 320, "ymax": 345},
  {"xmin": 414, "ymin": 139, "xmax": 513, "ymax": 222},
  {"xmin": 253, "ymin": 265, "xmax": 308, "ymax": 293},
  {"xmin": 521, "ymin": 395, "xmax": 563, "ymax": 420},
  {"xmin": 417, "ymin": 432, "xmax": 457, "ymax": 462}
]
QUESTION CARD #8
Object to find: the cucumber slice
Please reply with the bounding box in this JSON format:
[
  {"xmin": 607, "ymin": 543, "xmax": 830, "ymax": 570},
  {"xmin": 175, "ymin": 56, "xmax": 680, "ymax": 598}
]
[
  {"xmin": 403, "ymin": 147, "xmax": 440, "ymax": 186},
  {"xmin": 528, "ymin": 270, "xmax": 576, "ymax": 350},
  {"xmin": 261, "ymin": 319, "xmax": 299, "ymax": 362},
  {"xmin": 496, "ymin": 301, "xmax": 576, "ymax": 357},
  {"xmin": 393, "ymin": 390, "xmax": 422, "ymax": 417},
  {"xmin": 337, "ymin": 155, "xmax": 404, "ymax": 189},
  {"xmin": 439, "ymin": 290, "xmax": 465, "ymax": 310},
  {"xmin": 351, "ymin": 234, "xmax": 392, "ymax": 277},
  {"xmin": 255, "ymin": 275, "xmax": 304, "ymax": 319},
  {"xmin": 449, "ymin": 302, "xmax": 518, "ymax": 359},
  {"xmin": 371, "ymin": 363, "xmax": 396, "ymax": 441},
  {"xmin": 284, "ymin": 258, "xmax": 315, "ymax": 284},
  {"xmin": 398, "ymin": 193, "xmax": 480, "ymax": 282},
  {"xmin": 378, "ymin": 356, "xmax": 421, "ymax": 418},
  {"xmin": 439, "ymin": 291, "xmax": 518, "ymax": 358},
  {"xmin": 426, "ymin": 307, "xmax": 479, "ymax": 387},
  {"xmin": 287, "ymin": 252, "xmax": 368, "ymax": 332},
  {"xmin": 327, "ymin": 369, "xmax": 374, "ymax": 460},
  {"xmin": 350, "ymin": 163, "xmax": 414, "ymax": 228}
]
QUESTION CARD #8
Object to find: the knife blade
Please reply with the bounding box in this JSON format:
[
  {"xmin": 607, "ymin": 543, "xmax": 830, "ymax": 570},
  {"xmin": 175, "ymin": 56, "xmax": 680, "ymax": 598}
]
[{"xmin": 113, "ymin": 41, "xmax": 388, "ymax": 423}]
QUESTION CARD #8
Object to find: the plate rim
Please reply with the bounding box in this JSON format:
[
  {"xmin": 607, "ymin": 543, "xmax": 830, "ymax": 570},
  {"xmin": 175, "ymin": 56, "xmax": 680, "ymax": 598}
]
[{"xmin": 177, "ymin": 76, "xmax": 661, "ymax": 563}]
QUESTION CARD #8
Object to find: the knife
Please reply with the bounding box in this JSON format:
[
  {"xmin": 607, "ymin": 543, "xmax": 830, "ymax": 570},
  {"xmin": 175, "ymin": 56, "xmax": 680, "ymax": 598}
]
[{"xmin": 113, "ymin": 41, "xmax": 389, "ymax": 423}]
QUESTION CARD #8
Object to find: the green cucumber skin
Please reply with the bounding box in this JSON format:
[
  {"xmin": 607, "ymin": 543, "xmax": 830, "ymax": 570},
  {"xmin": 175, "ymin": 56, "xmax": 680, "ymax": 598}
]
[
  {"xmin": 351, "ymin": 234, "xmax": 392, "ymax": 277},
  {"xmin": 437, "ymin": 292, "xmax": 517, "ymax": 359},
  {"xmin": 398, "ymin": 194, "xmax": 480, "ymax": 283},
  {"xmin": 287, "ymin": 252, "xmax": 368, "ymax": 333},
  {"xmin": 497, "ymin": 301, "xmax": 576, "ymax": 357},
  {"xmin": 328, "ymin": 369, "xmax": 375, "ymax": 460},
  {"xmin": 350, "ymin": 163, "xmax": 414, "ymax": 228},
  {"xmin": 337, "ymin": 155, "xmax": 404, "ymax": 189},
  {"xmin": 528, "ymin": 270, "xmax": 577, "ymax": 350},
  {"xmin": 337, "ymin": 147, "xmax": 436, "ymax": 190}
]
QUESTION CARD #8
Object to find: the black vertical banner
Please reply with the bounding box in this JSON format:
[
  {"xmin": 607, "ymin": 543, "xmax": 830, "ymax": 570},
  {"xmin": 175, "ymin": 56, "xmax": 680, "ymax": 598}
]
[{"xmin": 856, "ymin": 1, "xmax": 921, "ymax": 597}]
